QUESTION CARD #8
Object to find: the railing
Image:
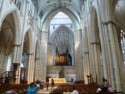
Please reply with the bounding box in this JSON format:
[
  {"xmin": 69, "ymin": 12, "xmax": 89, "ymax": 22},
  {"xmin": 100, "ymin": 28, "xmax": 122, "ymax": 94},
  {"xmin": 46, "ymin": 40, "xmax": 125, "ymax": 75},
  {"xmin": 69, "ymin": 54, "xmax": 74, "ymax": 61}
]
[{"xmin": 0, "ymin": 71, "xmax": 15, "ymax": 78}]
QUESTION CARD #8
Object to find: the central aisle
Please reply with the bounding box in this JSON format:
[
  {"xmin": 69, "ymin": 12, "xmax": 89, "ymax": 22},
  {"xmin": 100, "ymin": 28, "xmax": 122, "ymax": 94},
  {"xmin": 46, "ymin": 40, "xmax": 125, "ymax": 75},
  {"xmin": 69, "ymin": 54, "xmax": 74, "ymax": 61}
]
[{"xmin": 37, "ymin": 86, "xmax": 57, "ymax": 94}]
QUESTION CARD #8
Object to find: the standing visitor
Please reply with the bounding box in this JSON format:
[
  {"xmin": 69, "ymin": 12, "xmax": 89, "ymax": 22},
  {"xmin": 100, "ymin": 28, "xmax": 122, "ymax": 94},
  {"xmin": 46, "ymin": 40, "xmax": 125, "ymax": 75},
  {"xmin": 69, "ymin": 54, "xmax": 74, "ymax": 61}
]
[
  {"xmin": 46, "ymin": 82, "xmax": 49, "ymax": 91},
  {"xmin": 51, "ymin": 78, "xmax": 55, "ymax": 91}
]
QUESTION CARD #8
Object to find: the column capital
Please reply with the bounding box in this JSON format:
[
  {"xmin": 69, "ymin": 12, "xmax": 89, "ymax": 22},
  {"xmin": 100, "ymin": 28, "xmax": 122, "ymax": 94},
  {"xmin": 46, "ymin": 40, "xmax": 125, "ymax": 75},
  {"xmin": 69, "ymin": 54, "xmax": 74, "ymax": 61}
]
[
  {"xmin": 91, "ymin": 42, "xmax": 100, "ymax": 45},
  {"xmin": 35, "ymin": 58, "xmax": 40, "ymax": 60},
  {"xmin": 13, "ymin": 44, "xmax": 21, "ymax": 47},
  {"xmin": 103, "ymin": 20, "xmax": 116, "ymax": 26},
  {"xmin": 27, "ymin": 53, "xmax": 34, "ymax": 55},
  {"xmin": 13, "ymin": 63, "xmax": 20, "ymax": 65},
  {"xmin": 84, "ymin": 52, "xmax": 89, "ymax": 54}
]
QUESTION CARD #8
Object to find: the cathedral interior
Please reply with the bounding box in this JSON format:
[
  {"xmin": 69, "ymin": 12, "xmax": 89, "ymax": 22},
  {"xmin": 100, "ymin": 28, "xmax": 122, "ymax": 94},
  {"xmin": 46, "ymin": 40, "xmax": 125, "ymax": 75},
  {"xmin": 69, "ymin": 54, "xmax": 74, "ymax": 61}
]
[{"xmin": 0, "ymin": 0, "xmax": 125, "ymax": 93}]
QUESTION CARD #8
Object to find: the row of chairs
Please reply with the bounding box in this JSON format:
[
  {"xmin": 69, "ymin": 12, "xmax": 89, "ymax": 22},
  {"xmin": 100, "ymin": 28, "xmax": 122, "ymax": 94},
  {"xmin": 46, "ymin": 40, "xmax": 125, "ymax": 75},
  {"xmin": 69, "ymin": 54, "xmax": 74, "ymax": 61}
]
[
  {"xmin": 0, "ymin": 84, "xmax": 29, "ymax": 93},
  {"xmin": 50, "ymin": 84, "xmax": 123, "ymax": 94}
]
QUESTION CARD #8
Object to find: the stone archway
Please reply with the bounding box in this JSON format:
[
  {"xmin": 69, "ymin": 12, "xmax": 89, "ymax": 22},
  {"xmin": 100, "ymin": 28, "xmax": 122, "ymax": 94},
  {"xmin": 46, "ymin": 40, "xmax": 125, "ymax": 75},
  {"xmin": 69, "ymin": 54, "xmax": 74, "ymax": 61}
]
[
  {"xmin": 20, "ymin": 30, "xmax": 30, "ymax": 83},
  {"xmin": 42, "ymin": 8, "xmax": 79, "ymax": 32},
  {"xmin": 0, "ymin": 12, "xmax": 16, "ymax": 76},
  {"xmin": 21, "ymin": 29, "xmax": 34, "ymax": 84},
  {"xmin": 47, "ymin": 25, "xmax": 75, "ymax": 81}
]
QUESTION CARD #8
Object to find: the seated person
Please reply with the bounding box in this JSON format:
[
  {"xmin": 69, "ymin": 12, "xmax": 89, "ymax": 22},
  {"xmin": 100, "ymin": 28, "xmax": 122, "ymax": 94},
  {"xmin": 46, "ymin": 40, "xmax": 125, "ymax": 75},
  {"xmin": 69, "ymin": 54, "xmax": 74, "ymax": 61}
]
[
  {"xmin": 96, "ymin": 87, "xmax": 102, "ymax": 93},
  {"xmin": 63, "ymin": 88, "xmax": 70, "ymax": 94},
  {"xmin": 6, "ymin": 89, "xmax": 17, "ymax": 94},
  {"xmin": 27, "ymin": 82, "xmax": 37, "ymax": 94},
  {"xmin": 71, "ymin": 86, "xmax": 79, "ymax": 94},
  {"xmin": 108, "ymin": 85, "xmax": 114, "ymax": 92},
  {"xmin": 36, "ymin": 81, "xmax": 40, "ymax": 90},
  {"xmin": 56, "ymin": 87, "xmax": 62, "ymax": 94}
]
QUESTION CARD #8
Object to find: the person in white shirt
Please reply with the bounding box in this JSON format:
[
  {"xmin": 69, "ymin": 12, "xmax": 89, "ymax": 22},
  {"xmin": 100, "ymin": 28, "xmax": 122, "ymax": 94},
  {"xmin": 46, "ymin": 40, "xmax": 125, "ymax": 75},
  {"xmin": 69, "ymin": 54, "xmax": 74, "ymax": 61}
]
[
  {"xmin": 71, "ymin": 86, "xmax": 79, "ymax": 94},
  {"xmin": 108, "ymin": 85, "xmax": 114, "ymax": 92}
]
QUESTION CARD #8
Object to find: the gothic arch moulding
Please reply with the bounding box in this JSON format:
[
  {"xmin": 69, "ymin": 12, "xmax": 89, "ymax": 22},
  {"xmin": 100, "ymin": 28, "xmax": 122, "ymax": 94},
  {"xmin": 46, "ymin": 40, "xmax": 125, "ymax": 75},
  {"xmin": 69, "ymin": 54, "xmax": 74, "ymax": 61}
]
[
  {"xmin": 23, "ymin": 29, "xmax": 34, "ymax": 54},
  {"xmin": 0, "ymin": 9, "xmax": 21, "ymax": 45},
  {"xmin": 41, "ymin": 8, "xmax": 80, "ymax": 32}
]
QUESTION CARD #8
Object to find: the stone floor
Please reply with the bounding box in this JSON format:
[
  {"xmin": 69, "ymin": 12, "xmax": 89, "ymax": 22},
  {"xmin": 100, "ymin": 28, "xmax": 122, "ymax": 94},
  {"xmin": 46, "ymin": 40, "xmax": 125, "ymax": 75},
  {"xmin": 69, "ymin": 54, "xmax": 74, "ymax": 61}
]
[{"xmin": 37, "ymin": 86, "xmax": 57, "ymax": 94}]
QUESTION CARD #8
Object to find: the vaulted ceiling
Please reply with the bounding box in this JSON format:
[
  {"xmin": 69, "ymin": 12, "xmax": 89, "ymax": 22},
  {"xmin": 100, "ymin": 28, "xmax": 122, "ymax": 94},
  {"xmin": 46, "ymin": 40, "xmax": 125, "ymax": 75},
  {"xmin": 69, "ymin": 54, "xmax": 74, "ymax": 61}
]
[
  {"xmin": 115, "ymin": 0, "xmax": 125, "ymax": 30},
  {"xmin": 32, "ymin": 0, "xmax": 83, "ymax": 23}
]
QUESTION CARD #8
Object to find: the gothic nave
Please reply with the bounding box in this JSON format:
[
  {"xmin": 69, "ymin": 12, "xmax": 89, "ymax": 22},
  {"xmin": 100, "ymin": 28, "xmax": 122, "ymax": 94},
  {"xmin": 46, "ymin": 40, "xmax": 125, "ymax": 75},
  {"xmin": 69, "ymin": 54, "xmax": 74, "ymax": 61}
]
[{"xmin": 0, "ymin": 0, "xmax": 125, "ymax": 93}]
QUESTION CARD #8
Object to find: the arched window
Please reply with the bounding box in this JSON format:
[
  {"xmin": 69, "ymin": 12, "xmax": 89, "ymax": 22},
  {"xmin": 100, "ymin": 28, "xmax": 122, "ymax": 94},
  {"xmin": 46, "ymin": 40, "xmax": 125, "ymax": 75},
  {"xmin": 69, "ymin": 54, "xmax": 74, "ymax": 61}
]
[{"xmin": 49, "ymin": 12, "xmax": 73, "ymax": 36}]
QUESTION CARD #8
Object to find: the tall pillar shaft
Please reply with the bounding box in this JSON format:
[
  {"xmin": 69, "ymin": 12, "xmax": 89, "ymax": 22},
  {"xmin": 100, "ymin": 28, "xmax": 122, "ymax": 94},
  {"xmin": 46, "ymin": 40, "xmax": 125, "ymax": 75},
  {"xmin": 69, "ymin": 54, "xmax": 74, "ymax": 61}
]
[
  {"xmin": 92, "ymin": 43, "xmax": 102, "ymax": 84},
  {"xmin": 96, "ymin": 0, "xmax": 124, "ymax": 91},
  {"xmin": 107, "ymin": 23, "xmax": 122, "ymax": 91},
  {"xmin": 12, "ymin": 44, "xmax": 22, "ymax": 84},
  {"xmin": 39, "ymin": 31, "xmax": 48, "ymax": 82},
  {"xmin": 27, "ymin": 53, "xmax": 35, "ymax": 84},
  {"xmin": 34, "ymin": 58, "xmax": 40, "ymax": 81},
  {"xmin": 13, "ymin": 63, "xmax": 21, "ymax": 84},
  {"xmin": 103, "ymin": 24, "xmax": 115, "ymax": 88}
]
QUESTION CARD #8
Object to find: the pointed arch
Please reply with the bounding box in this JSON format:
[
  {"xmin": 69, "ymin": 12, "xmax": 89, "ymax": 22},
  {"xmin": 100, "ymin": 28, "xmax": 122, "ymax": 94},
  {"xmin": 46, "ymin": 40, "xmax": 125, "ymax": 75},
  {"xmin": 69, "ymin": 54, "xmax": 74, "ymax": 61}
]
[
  {"xmin": 0, "ymin": 9, "xmax": 21, "ymax": 45},
  {"xmin": 23, "ymin": 29, "xmax": 33, "ymax": 54},
  {"xmin": 42, "ymin": 8, "xmax": 80, "ymax": 31}
]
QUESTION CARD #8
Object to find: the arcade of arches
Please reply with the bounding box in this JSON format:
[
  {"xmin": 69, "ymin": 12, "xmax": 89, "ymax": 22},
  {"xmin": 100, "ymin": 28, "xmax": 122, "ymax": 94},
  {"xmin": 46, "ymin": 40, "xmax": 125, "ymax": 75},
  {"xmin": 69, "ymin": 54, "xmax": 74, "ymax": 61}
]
[{"xmin": 0, "ymin": 0, "xmax": 125, "ymax": 92}]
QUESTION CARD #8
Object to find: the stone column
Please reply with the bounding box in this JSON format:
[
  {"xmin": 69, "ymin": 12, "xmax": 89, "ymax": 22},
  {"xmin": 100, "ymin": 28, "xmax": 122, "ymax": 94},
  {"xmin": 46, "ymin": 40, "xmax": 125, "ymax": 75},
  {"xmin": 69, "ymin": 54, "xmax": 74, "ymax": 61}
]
[
  {"xmin": 34, "ymin": 58, "xmax": 40, "ymax": 81},
  {"xmin": 13, "ymin": 44, "xmax": 21, "ymax": 64},
  {"xmin": 88, "ymin": 6, "xmax": 103, "ymax": 84},
  {"xmin": 92, "ymin": 42, "xmax": 102, "ymax": 84},
  {"xmin": 0, "ymin": 52, "xmax": 8, "ymax": 74},
  {"xmin": 12, "ymin": 44, "xmax": 22, "ymax": 84},
  {"xmin": 74, "ymin": 30, "xmax": 80, "ymax": 81},
  {"xmin": 75, "ymin": 46, "xmax": 80, "ymax": 81},
  {"xmin": 12, "ymin": 63, "xmax": 21, "ymax": 84},
  {"xmin": 96, "ymin": 0, "xmax": 124, "ymax": 91},
  {"xmin": 34, "ymin": 41, "xmax": 41, "ymax": 81},
  {"xmin": 83, "ymin": 28, "xmax": 90, "ymax": 84},
  {"xmin": 39, "ymin": 31, "xmax": 48, "ymax": 82},
  {"xmin": 106, "ymin": 22, "xmax": 122, "ymax": 91},
  {"xmin": 27, "ymin": 53, "xmax": 34, "ymax": 84},
  {"xmin": 95, "ymin": 0, "xmax": 110, "ymax": 80},
  {"xmin": 83, "ymin": 52, "xmax": 90, "ymax": 84},
  {"xmin": 103, "ymin": 24, "xmax": 115, "ymax": 88}
]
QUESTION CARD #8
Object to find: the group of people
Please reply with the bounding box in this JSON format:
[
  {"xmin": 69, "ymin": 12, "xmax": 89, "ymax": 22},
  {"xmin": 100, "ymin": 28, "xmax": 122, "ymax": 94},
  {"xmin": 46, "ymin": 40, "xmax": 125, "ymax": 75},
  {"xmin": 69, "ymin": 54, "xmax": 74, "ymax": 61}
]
[
  {"xmin": 46, "ymin": 78, "xmax": 55, "ymax": 91},
  {"xmin": 96, "ymin": 78, "xmax": 114, "ymax": 93},
  {"xmin": 55, "ymin": 86, "xmax": 79, "ymax": 94},
  {"xmin": 2, "ymin": 77, "xmax": 115, "ymax": 94},
  {"xmin": 26, "ymin": 80, "xmax": 41, "ymax": 94},
  {"xmin": 5, "ymin": 80, "xmax": 41, "ymax": 94}
]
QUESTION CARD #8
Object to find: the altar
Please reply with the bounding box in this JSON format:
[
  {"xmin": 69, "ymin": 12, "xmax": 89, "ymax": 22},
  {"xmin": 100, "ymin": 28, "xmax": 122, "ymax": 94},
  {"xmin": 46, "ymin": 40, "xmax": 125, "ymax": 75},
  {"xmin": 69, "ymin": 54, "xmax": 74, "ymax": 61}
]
[
  {"xmin": 49, "ymin": 78, "xmax": 66, "ymax": 83},
  {"xmin": 47, "ymin": 66, "xmax": 76, "ymax": 82}
]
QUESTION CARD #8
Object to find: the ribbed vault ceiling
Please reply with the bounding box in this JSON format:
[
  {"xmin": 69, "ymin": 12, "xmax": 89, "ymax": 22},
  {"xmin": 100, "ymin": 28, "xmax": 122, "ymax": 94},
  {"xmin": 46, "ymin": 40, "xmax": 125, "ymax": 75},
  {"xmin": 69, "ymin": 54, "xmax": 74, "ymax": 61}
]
[
  {"xmin": 32, "ymin": 0, "xmax": 83, "ymax": 23},
  {"xmin": 115, "ymin": 0, "xmax": 125, "ymax": 30}
]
